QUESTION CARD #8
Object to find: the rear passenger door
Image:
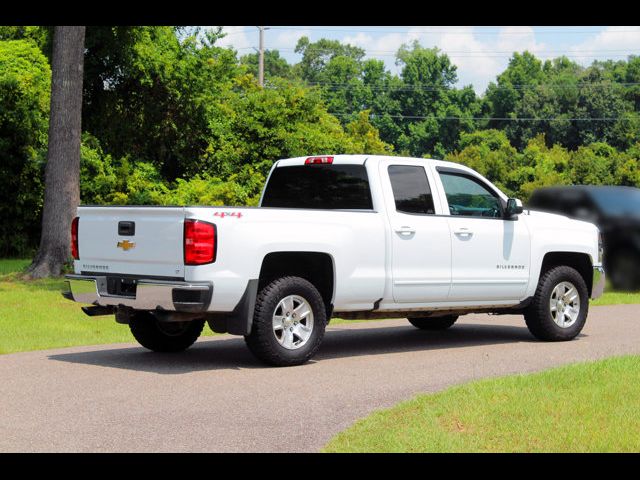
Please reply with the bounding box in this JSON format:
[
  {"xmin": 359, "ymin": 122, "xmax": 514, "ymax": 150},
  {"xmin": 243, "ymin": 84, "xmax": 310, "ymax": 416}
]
[{"xmin": 380, "ymin": 159, "xmax": 452, "ymax": 303}]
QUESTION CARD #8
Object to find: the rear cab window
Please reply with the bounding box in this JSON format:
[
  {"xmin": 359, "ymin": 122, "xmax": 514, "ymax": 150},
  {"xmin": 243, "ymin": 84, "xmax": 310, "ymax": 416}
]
[{"xmin": 261, "ymin": 164, "xmax": 373, "ymax": 210}]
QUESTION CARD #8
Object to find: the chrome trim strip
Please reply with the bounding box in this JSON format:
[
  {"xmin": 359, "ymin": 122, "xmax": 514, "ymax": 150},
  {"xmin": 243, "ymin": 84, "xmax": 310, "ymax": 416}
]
[
  {"xmin": 394, "ymin": 279, "xmax": 528, "ymax": 286},
  {"xmin": 451, "ymin": 279, "xmax": 528, "ymax": 285},
  {"xmin": 393, "ymin": 280, "xmax": 450, "ymax": 286}
]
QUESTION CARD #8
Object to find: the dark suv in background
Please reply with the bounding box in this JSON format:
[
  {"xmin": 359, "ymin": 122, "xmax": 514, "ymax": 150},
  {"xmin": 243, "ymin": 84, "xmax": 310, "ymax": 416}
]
[{"xmin": 528, "ymin": 185, "xmax": 640, "ymax": 291}]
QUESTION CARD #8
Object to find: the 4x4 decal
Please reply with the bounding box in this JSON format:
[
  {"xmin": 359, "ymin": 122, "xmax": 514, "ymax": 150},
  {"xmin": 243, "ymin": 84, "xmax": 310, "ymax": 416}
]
[{"xmin": 213, "ymin": 211, "xmax": 243, "ymax": 219}]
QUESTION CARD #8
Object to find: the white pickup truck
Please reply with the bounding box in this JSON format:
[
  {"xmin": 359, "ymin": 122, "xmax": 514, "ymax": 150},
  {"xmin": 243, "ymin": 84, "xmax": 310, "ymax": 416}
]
[{"xmin": 63, "ymin": 155, "xmax": 605, "ymax": 366}]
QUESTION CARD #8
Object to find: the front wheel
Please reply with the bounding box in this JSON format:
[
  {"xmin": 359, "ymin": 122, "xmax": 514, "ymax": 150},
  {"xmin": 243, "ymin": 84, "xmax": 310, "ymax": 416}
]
[
  {"xmin": 244, "ymin": 276, "xmax": 327, "ymax": 366},
  {"xmin": 524, "ymin": 266, "xmax": 588, "ymax": 341},
  {"xmin": 129, "ymin": 311, "xmax": 205, "ymax": 352}
]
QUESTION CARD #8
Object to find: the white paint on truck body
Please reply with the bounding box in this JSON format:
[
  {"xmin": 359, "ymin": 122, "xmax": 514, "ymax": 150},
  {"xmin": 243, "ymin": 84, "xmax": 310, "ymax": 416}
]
[{"xmin": 73, "ymin": 155, "xmax": 602, "ymax": 314}]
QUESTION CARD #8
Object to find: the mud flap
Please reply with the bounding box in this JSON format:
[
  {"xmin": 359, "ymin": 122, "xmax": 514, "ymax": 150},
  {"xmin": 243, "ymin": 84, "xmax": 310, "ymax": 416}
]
[{"xmin": 207, "ymin": 279, "xmax": 258, "ymax": 335}]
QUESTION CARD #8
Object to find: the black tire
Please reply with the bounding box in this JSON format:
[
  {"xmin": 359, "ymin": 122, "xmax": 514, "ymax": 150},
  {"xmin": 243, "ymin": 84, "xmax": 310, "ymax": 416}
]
[
  {"xmin": 408, "ymin": 315, "xmax": 458, "ymax": 330},
  {"xmin": 129, "ymin": 311, "xmax": 205, "ymax": 352},
  {"xmin": 607, "ymin": 249, "xmax": 640, "ymax": 291},
  {"xmin": 244, "ymin": 276, "xmax": 327, "ymax": 367},
  {"xmin": 524, "ymin": 266, "xmax": 589, "ymax": 341}
]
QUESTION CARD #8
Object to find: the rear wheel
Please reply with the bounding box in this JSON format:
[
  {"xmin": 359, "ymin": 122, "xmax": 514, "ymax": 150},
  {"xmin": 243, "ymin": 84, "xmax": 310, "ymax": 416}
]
[
  {"xmin": 408, "ymin": 315, "xmax": 458, "ymax": 330},
  {"xmin": 129, "ymin": 311, "xmax": 205, "ymax": 352},
  {"xmin": 244, "ymin": 276, "xmax": 327, "ymax": 366},
  {"xmin": 524, "ymin": 266, "xmax": 588, "ymax": 341}
]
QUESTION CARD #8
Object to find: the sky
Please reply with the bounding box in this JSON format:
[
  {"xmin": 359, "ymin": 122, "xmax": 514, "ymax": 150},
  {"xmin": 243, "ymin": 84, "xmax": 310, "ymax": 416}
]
[{"xmin": 207, "ymin": 26, "xmax": 640, "ymax": 94}]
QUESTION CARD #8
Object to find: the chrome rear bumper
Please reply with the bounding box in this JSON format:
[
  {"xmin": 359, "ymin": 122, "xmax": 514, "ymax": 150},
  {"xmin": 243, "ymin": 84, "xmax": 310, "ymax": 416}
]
[
  {"xmin": 591, "ymin": 266, "xmax": 605, "ymax": 299},
  {"xmin": 62, "ymin": 274, "xmax": 213, "ymax": 312}
]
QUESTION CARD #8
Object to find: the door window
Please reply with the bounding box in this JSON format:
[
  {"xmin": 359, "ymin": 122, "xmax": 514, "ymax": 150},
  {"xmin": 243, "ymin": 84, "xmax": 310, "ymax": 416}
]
[
  {"xmin": 439, "ymin": 172, "xmax": 502, "ymax": 218},
  {"xmin": 388, "ymin": 165, "xmax": 435, "ymax": 215}
]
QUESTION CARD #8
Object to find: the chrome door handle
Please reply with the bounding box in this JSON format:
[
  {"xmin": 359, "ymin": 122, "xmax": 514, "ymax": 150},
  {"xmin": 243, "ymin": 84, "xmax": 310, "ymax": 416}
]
[
  {"xmin": 395, "ymin": 226, "xmax": 415, "ymax": 236},
  {"xmin": 454, "ymin": 227, "xmax": 473, "ymax": 237}
]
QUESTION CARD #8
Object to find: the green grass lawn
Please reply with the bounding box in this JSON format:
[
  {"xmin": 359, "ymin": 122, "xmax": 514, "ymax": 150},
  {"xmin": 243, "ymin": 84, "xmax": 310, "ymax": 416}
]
[
  {"xmin": 323, "ymin": 355, "xmax": 640, "ymax": 452},
  {"xmin": 592, "ymin": 290, "xmax": 640, "ymax": 305},
  {"xmin": 0, "ymin": 258, "xmax": 31, "ymax": 275},
  {"xmin": 1, "ymin": 257, "xmax": 639, "ymax": 354}
]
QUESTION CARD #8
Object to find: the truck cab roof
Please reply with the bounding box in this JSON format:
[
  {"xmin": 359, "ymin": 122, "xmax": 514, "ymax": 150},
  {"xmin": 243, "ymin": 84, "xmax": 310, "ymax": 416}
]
[{"xmin": 275, "ymin": 154, "xmax": 481, "ymax": 175}]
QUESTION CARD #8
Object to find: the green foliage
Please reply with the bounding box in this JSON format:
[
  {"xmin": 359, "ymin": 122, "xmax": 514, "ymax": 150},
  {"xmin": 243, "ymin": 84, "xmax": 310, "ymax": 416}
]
[
  {"xmin": 345, "ymin": 111, "xmax": 394, "ymax": 155},
  {"xmin": 295, "ymin": 39, "xmax": 484, "ymax": 159},
  {"xmin": 486, "ymin": 52, "xmax": 546, "ymax": 130},
  {"xmin": 485, "ymin": 51, "xmax": 640, "ymax": 151},
  {"xmin": 446, "ymin": 132, "xmax": 640, "ymax": 201},
  {"xmin": 0, "ymin": 26, "xmax": 51, "ymax": 59},
  {"xmin": 393, "ymin": 43, "xmax": 481, "ymax": 157},
  {"xmin": 79, "ymin": 133, "xmax": 118, "ymax": 204},
  {"xmin": 163, "ymin": 167, "xmax": 264, "ymax": 207},
  {"xmin": 0, "ymin": 40, "xmax": 50, "ymax": 256},
  {"xmin": 82, "ymin": 26, "xmax": 240, "ymax": 180},
  {"xmin": 240, "ymin": 49, "xmax": 293, "ymax": 80},
  {"xmin": 79, "ymin": 133, "xmax": 265, "ymax": 207},
  {"xmin": 515, "ymin": 136, "xmax": 573, "ymax": 199},
  {"xmin": 446, "ymin": 130, "xmax": 518, "ymax": 194},
  {"xmin": 203, "ymin": 75, "xmax": 390, "ymax": 178},
  {"xmin": 293, "ymin": 36, "xmax": 365, "ymax": 84}
]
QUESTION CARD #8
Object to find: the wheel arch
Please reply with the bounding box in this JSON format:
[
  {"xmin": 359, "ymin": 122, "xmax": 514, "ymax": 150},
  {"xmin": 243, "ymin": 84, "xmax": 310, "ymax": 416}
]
[
  {"xmin": 258, "ymin": 251, "xmax": 335, "ymax": 315},
  {"xmin": 538, "ymin": 251, "xmax": 594, "ymax": 297},
  {"xmin": 207, "ymin": 251, "xmax": 335, "ymax": 337}
]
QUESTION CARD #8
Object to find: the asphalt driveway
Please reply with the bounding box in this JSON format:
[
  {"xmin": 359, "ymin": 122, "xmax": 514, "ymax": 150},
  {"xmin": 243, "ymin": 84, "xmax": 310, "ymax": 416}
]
[{"xmin": 1, "ymin": 304, "xmax": 639, "ymax": 452}]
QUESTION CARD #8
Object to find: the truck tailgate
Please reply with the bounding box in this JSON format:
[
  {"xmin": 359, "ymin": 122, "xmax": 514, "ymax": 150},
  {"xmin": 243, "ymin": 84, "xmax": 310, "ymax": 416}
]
[{"xmin": 76, "ymin": 207, "xmax": 186, "ymax": 278}]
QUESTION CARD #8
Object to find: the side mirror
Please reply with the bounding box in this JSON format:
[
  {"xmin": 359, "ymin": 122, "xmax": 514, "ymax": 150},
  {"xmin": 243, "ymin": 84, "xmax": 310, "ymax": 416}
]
[{"xmin": 505, "ymin": 198, "xmax": 523, "ymax": 218}]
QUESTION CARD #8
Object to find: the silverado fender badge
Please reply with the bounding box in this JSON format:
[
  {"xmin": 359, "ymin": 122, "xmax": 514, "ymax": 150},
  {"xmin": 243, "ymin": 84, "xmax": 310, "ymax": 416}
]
[{"xmin": 117, "ymin": 240, "xmax": 136, "ymax": 251}]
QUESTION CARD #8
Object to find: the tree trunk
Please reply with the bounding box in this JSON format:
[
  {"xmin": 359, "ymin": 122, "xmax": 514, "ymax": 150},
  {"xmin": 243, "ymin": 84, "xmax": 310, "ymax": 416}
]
[{"xmin": 27, "ymin": 26, "xmax": 85, "ymax": 278}]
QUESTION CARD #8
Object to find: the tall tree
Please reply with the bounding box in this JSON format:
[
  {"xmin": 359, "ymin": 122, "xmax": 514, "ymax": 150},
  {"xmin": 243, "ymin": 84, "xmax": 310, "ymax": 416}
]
[
  {"xmin": 27, "ymin": 26, "xmax": 85, "ymax": 278},
  {"xmin": 393, "ymin": 42, "xmax": 479, "ymax": 157},
  {"xmin": 293, "ymin": 36, "xmax": 365, "ymax": 84}
]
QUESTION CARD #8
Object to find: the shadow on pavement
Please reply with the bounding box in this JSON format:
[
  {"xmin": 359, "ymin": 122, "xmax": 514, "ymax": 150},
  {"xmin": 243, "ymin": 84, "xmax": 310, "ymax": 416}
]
[
  {"xmin": 316, "ymin": 322, "xmax": 537, "ymax": 360},
  {"xmin": 48, "ymin": 321, "xmax": 544, "ymax": 374},
  {"xmin": 48, "ymin": 336, "xmax": 257, "ymax": 374}
]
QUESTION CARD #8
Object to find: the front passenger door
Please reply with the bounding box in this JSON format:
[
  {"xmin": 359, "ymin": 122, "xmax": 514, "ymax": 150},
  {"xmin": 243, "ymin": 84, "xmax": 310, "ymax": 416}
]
[{"xmin": 436, "ymin": 169, "xmax": 531, "ymax": 302}]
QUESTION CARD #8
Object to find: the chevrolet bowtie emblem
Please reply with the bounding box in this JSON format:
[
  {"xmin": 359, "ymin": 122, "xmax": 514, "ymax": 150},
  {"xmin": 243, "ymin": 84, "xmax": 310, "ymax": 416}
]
[{"xmin": 117, "ymin": 240, "xmax": 136, "ymax": 251}]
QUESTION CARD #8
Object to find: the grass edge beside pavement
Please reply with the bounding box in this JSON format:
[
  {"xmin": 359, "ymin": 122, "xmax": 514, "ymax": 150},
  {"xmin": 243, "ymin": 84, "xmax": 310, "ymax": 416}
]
[{"xmin": 322, "ymin": 355, "xmax": 640, "ymax": 453}]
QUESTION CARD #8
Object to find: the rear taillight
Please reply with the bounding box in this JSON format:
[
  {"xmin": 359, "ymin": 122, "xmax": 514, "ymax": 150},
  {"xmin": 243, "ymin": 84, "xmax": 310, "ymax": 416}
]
[
  {"xmin": 184, "ymin": 219, "xmax": 216, "ymax": 265},
  {"xmin": 305, "ymin": 156, "xmax": 334, "ymax": 165},
  {"xmin": 71, "ymin": 216, "xmax": 79, "ymax": 260}
]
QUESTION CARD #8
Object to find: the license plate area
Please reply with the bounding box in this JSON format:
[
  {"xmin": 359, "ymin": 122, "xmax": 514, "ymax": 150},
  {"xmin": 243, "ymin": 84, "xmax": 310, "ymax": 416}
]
[{"xmin": 105, "ymin": 277, "xmax": 137, "ymax": 298}]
